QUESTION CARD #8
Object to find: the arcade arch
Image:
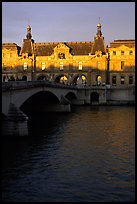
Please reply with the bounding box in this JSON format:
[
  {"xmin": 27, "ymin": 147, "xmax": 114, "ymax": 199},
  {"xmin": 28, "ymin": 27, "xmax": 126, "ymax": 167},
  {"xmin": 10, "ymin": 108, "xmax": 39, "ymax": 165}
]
[
  {"xmin": 71, "ymin": 74, "xmax": 87, "ymax": 85},
  {"xmin": 90, "ymin": 92, "xmax": 99, "ymax": 104},
  {"xmin": 55, "ymin": 74, "xmax": 68, "ymax": 84},
  {"xmin": 37, "ymin": 74, "xmax": 47, "ymax": 80}
]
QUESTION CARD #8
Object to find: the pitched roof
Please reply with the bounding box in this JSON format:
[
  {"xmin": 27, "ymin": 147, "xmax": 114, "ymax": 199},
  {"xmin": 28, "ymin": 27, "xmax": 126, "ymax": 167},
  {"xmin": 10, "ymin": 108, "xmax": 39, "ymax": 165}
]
[
  {"xmin": 91, "ymin": 36, "xmax": 106, "ymax": 55},
  {"xmin": 20, "ymin": 39, "xmax": 34, "ymax": 55},
  {"xmin": 34, "ymin": 42, "xmax": 58, "ymax": 56},
  {"xmin": 110, "ymin": 40, "xmax": 135, "ymax": 48},
  {"xmin": 67, "ymin": 42, "xmax": 93, "ymax": 55},
  {"xmin": 34, "ymin": 41, "xmax": 93, "ymax": 56},
  {"xmin": 2, "ymin": 43, "xmax": 21, "ymax": 54}
]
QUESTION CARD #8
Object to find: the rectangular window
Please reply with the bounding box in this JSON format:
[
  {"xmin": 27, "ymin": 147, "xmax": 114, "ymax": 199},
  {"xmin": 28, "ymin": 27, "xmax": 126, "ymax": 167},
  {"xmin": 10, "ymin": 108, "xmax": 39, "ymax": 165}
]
[
  {"xmin": 10, "ymin": 53, "xmax": 12, "ymax": 58},
  {"xmin": 3, "ymin": 53, "xmax": 5, "ymax": 58},
  {"xmin": 112, "ymin": 76, "xmax": 116, "ymax": 85},
  {"xmin": 60, "ymin": 62, "xmax": 63, "ymax": 70},
  {"xmin": 129, "ymin": 76, "xmax": 133, "ymax": 84},
  {"xmin": 78, "ymin": 62, "xmax": 82, "ymax": 70},
  {"xmin": 24, "ymin": 62, "xmax": 27, "ymax": 70},
  {"xmin": 121, "ymin": 61, "xmax": 124, "ymax": 70},
  {"xmin": 129, "ymin": 50, "xmax": 133, "ymax": 55},
  {"xmin": 113, "ymin": 51, "xmax": 116, "ymax": 55},
  {"xmin": 121, "ymin": 76, "xmax": 125, "ymax": 84},
  {"xmin": 42, "ymin": 62, "xmax": 45, "ymax": 70},
  {"xmin": 96, "ymin": 61, "xmax": 100, "ymax": 69},
  {"xmin": 121, "ymin": 51, "xmax": 124, "ymax": 55}
]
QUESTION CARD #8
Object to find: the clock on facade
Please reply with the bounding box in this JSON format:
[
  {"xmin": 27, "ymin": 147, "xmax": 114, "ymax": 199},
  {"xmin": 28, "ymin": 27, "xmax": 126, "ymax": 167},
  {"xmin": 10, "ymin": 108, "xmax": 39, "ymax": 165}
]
[{"xmin": 58, "ymin": 52, "xmax": 65, "ymax": 59}]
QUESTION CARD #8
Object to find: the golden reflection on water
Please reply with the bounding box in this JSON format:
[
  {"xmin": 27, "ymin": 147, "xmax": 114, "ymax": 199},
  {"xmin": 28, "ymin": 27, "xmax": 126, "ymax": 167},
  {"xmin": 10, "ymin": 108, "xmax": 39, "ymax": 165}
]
[{"xmin": 58, "ymin": 106, "xmax": 135, "ymax": 172}]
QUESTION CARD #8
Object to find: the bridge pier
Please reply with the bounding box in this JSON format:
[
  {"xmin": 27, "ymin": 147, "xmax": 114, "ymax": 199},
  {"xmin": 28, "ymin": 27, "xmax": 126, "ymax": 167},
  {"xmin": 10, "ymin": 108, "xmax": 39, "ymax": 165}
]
[{"xmin": 2, "ymin": 103, "xmax": 28, "ymax": 137}]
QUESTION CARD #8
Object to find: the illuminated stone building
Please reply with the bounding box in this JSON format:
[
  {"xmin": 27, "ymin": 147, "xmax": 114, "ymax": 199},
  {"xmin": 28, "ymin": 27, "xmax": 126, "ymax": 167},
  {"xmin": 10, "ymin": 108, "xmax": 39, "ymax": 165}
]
[{"xmin": 2, "ymin": 22, "xmax": 135, "ymax": 88}]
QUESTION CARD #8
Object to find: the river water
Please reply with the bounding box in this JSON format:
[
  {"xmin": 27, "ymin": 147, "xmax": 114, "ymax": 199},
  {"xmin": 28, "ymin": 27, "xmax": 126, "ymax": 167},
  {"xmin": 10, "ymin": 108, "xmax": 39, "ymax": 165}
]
[{"xmin": 2, "ymin": 106, "xmax": 135, "ymax": 202}]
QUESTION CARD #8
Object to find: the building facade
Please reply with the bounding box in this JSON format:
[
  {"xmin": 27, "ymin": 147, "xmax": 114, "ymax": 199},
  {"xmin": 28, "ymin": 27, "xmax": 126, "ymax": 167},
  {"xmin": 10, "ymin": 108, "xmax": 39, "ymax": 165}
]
[{"xmin": 2, "ymin": 23, "xmax": 135, "ymax": 88}]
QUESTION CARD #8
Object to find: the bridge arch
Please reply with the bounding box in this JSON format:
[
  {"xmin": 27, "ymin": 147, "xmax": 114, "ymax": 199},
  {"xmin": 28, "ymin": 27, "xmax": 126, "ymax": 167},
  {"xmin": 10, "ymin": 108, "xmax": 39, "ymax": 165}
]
[
  {"xmin": 65, "ymin": 92, "xmax": 77, "ymax": 104},
  {"xmin": 90, "ymin": 92, "xmax": 99, "ymax": 104},
  {"xmin": 20, "ymin": 90, "xmax": 60, "ymax": 114},
  {"xmin": 2, "ymin": 81, "xmax": 78, "ymax": 115},
  {"xmin": 22, "ymin": 75, "xmax": 27, "ymax": 81}
]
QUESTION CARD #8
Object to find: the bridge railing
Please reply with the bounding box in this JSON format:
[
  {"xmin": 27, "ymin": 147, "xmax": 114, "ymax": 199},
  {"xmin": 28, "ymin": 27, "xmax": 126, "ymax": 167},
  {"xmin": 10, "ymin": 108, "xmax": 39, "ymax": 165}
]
[
  {"xmin": 3, "ymin": 80, "xmax": 133, "ymax": 91},
  {"xmin": 2, "ymin": 80, "xmax": 78, "ymax": 91}
]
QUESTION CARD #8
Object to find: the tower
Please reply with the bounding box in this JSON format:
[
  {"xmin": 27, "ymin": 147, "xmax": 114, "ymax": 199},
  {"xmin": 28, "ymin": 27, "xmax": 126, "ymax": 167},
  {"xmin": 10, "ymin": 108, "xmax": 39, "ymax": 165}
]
[
  {"xmin": 91, "ymin": 18, "xmax": 106, "ymax": 55},
  {"xmin": 20, "ymin": 24, "xmax": 34, "ymax": 56},
  {"xmin": 26, "ymin": 25, "xmax": 32, "ymax": 39}
]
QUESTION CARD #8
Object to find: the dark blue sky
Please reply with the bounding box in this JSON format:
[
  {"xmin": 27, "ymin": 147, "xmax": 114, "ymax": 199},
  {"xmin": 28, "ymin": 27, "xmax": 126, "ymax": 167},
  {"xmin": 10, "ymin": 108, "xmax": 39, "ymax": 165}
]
[{"xmin": 2, "ymin": 2, "xmax": 135, "ymax": 46}]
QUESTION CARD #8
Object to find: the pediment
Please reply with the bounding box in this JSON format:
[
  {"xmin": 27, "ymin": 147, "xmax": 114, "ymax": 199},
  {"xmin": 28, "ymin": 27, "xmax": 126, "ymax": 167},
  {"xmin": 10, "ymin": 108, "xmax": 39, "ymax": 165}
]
[
  {"xmin": 118, "ymin": 45, "xmax": 131, "ymax": 50},
  {"xmin": 53, "ymin": 42, "xmax": 72, "ymax": 59},
  {"xmin": 54, "ymin": 42, "xmax": 70, "ymax": 52}
]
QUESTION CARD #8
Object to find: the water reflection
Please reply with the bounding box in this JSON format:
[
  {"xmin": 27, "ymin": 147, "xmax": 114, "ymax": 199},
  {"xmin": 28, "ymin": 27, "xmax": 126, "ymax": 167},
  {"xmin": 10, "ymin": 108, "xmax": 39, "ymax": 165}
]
[{"xmin": 2, "ymin": 106, "xmax": 135, "ymax": 202}]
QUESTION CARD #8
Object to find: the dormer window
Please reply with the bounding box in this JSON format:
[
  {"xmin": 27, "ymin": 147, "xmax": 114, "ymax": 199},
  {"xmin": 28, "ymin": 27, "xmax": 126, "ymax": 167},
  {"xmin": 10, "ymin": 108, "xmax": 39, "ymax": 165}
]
[{"xmin": 121, "ymin": 51, "xmax": 124, "ymax": 55}]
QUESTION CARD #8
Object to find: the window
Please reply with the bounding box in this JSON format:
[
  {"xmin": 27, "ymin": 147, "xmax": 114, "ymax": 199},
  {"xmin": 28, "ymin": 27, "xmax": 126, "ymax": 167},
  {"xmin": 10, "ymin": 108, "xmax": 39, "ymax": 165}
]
[
  {"xmin": 96, "ymin": 61, "xmax": 100, "ymax": 69},
  {"xmin": 42, "ymin": 62, "xmax": 45, "ymax": 70},
  {"xmin": 113, "ymin": 51, "xmax": 116, "ymax": 55},
  {"xmin": 129, "ymin": 76, "xmax": 133, "ymax": 84},
  {"xmin": 78, "ymin": 62, "xmax": 82, "ymax": 70},
  {"xmin": 129, "ymin": 50, "xmax": 133, "ymax": 55},
  {"xmin": 60, "ymin": 62, "xmax": 63, "ymax": 70},
  {"xmin": 112, "ymin": 76, "xmax": 116, "ymax": 85},
  {"xmin": 121, "ymin": 76, "xmax": 125, "ymax": 84},
  {"xmin": 121, "ymin": 51, "xmax": 124, "ymax": 55},
  {"xmin": 10, "ymin": 53, "xmax": 12, "ymax": 58},
  {"xmin": 3, "ymin": 53, "xmax": 5, "ymax": 58},
  {"xmin": 121, "ymin": 61, "xmax": 124, "ymax": 70},
  {"xmin": 24, "ymin": 62, "xmax": 27, "ymax": 70}
]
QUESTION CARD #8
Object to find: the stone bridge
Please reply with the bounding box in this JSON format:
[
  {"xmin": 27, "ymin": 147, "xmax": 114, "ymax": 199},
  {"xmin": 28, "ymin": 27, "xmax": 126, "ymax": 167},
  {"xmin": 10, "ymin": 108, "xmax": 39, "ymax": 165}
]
[
  {"xmin": 2, "ymin": 81, "xmax": 134, "ymax": 136},
  {"xmin": 2, "ymin": 81, "xmax": 107, "ymax": 136},
  {"xmin": 2, "ymin": 80, "xmax": 107, "ymax": 116}
]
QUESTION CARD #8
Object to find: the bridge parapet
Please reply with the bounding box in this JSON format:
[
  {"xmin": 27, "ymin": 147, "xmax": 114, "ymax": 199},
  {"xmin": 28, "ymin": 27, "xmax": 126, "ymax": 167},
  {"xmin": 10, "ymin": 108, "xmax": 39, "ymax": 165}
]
[{"xmin": 2, "ymin": 81, "xmax": 77, "ymax": 91}]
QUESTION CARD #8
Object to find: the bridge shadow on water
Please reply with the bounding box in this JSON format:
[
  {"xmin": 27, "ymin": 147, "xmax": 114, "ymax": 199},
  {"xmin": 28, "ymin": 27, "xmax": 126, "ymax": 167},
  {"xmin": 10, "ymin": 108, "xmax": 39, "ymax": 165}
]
[
  {"xmin": 27, "ymin": 111, "xmax": 72, "ymax": 138},
  {"xmin": 2, "ymin": 111, "xmax": 72, "ymax": 171}
]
